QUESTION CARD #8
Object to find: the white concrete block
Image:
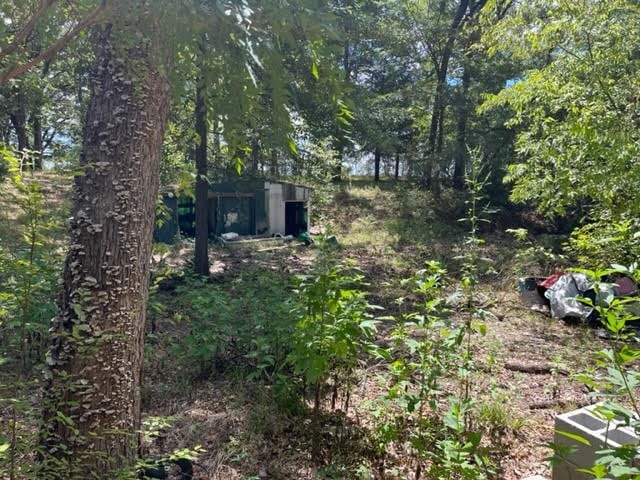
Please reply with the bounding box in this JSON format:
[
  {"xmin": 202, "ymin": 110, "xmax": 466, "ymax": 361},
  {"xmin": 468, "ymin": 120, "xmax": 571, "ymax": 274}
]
[{"xmin": 553, "ymin": 403, "xmax": 638, "ymax": 480}]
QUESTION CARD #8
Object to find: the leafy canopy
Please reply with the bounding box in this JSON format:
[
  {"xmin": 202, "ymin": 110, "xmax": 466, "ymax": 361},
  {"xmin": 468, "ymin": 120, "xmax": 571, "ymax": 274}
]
[{"xmin": 481, "ymin": 0, "xmax": 640, "ymax": 221}]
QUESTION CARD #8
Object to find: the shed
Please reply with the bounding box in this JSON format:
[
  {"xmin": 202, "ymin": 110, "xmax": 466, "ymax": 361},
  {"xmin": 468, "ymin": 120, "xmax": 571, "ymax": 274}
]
[{"xmin": 154, "ymin": 179, "xmax": 312, "ymax": 243}]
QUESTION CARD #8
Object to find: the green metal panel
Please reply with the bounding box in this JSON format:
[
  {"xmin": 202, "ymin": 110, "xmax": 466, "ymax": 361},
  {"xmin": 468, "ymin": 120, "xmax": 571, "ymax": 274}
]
[
  {"xmin": 177, "ymin": 197, "xmax": 195, "ymax": 237},
  {"xmin": 214, "ymin": 196, "xmax": 255, "ymax": 236},
  {"xmin": 254, "ymin": 188, "xmax": 267, "ymax": 234},
  {"xmin": 210, "ymin": 180, "xmax": 265, "ymax": 236}
]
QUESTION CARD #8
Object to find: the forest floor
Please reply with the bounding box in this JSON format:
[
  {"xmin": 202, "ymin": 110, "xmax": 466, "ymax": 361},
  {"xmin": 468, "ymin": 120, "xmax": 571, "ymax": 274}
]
[
  {"xmin": 144, "ymin": 250, "xmax": 603, "ymax": 480},
  {"xmin": 141, "ymin": 180, "xmax": 613, "ymax": 480},
  {"xmin": 0, "ymin": 173, "xmax": 621, "ymax": 479}
]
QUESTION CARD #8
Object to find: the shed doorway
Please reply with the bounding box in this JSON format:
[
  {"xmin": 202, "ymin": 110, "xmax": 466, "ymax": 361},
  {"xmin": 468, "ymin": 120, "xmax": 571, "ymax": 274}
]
[{"xmin": 285, "ymin": 201, "xmax": 307, "ymax": 236}]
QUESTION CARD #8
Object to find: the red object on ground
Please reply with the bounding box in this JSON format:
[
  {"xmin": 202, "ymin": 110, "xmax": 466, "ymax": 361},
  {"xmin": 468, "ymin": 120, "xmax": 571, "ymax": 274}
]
[{"xmin": 538, "ymin": 273, "xmax": 563, "ymax": 289}]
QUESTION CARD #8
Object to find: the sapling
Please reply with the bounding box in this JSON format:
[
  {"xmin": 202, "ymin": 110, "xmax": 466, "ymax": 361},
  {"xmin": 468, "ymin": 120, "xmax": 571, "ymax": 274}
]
[
  {"xmin": 369, "ymin": 148, "xmax": 495, "ymax": 479},
  {"xmin": 426, "ymin": 147, "xmax": 494, "ymax": 479},
  {"xmin": 288, "ymin": 253, "xmax": 378, "ymax": 414},
  {"xmin": 0, "ymin": 150, "xmax": 63, "ymax": 480}
]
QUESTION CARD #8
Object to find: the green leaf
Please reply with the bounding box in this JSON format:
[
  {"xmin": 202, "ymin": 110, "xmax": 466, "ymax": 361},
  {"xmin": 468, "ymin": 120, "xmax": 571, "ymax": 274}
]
[
  {"xmin": 234, "ymin": 157, "xmax": 244, "ymax": 175},
  {"xmin": 556, "ymin": 429, "xmax": 591, "ymax": 446},
  {"xmin": 617, "ymin": 344, "xmax": 640, "ymax": 364},
  {"xmin": 475, "ymin": 322, "xmax": 487, "ymax": 336},
  {"xmin": 311, "ymin": 62, "xmax": 319, "ymax": 80},
  {"xmin": 610, "ymin": 264, "xmax": 629, "ymax": 273},
  {"xmin": 287, "ymin": 138, "xmax": 298, "ymax": 155},
  {"xmin": 577, "ymin": 464, "xmax": 607, "ymax": 478}
]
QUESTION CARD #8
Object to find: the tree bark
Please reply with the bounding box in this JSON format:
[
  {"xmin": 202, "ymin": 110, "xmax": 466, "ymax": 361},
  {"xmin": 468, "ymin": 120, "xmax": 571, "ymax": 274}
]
[
  {"xmin": 374, "ymin": 146, "xmax": 381, "ymax": 182},
  {"xmin": 9, "ymin": 92, "xmax": 30, "ymax": 169},
  {"xmin": 453, "ymin": 62, "xmax": 470, "ymax": 189},
  {"xmin": 32, "ymin": 111, "xmax": 43, "ymax": 169},
  {"xmin": 39, "ymin": 17, "xmax": 170, "ymax": 478},
  {"xmin": 194, "ymin": 75, "xmax": 210, "ymax": 276},
  {"xmin": 269, "ymin": 149, "xmax": 279, "ymax": 176},
  {"xmin": 9, "ymin": 111, "xmax": 29, "ymax": 152}
]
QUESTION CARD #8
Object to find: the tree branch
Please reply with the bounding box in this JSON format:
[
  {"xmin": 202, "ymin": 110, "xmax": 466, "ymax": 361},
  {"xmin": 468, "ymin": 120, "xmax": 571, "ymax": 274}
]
[
  {"xmin": 494, "ymin": 0, "xmax": 515, "ymax": 20},
  {"xmin": 0, "ymin": 0, "xmax": 57, "ymax": 62},
  {"xmin": 0, "ymin": 2, "xmax": 106, "ymax": 85}
]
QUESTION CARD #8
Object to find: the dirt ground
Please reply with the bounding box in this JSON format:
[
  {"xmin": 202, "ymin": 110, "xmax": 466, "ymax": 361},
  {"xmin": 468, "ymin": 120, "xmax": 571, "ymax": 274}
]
[{"xmin": 142, "ymin": 244, "xmax": 611, "ymax": 480}]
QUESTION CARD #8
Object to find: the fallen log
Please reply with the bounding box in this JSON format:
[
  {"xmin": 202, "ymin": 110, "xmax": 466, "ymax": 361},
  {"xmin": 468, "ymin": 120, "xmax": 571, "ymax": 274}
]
[{"xmin": 504, "ymin": 361, "xmax": 569, "ymax": 376}]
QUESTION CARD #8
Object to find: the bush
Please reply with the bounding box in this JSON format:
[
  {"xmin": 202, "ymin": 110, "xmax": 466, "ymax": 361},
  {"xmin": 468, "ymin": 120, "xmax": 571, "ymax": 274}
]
[{"xmin": 566, "ymin": 218, "xmax": 640, "ymax": 269}]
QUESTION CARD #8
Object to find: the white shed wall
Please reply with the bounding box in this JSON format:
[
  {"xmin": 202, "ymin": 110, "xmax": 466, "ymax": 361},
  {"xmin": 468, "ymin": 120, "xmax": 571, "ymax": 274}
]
[{"xmin": 266, "ymin": 182, "xmax": 286, "ymax": 235}]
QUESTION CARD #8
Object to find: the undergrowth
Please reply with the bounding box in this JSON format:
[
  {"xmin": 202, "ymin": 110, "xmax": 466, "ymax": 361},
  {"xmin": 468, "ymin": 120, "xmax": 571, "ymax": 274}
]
[
  {"xmin": 2, "ymin": 167, "xmax": 637, "ymax": 479},
  {"xmin": 0, "ymin": 154, "xmax": 68, "ymax": 479}
]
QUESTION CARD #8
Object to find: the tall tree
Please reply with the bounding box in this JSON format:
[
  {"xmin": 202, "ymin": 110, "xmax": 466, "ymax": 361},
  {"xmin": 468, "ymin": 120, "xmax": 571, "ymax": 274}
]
[
  {"xmin": 193, "ymin": 41, "xmax": 209, "ymax": 276},
  {"xmin": 482, "ymin": 0, "xmax": 640, "ymax": 220},
  {"xmin": 39, "ymin": 4, "xmax": 172, "ymax": 476},
  {"xmin": 418, "ymin": 0, "xmax": 488, "ymax": 188}
]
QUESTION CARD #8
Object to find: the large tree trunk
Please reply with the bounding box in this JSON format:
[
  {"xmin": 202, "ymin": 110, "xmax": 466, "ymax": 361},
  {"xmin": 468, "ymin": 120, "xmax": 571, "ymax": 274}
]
[
  {"xmin": 194, "ymin": 76, "xmax": 210, "ymax": 276},
  {"xmin": 39, "ymin": 18, "xmax": 170, "ymax": 478}
]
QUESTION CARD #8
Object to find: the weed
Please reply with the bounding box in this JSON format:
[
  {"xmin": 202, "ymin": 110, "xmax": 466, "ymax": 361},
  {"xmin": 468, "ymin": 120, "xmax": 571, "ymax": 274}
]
[
  {"xmin": 474, "ymin": 388, "xmax": 525, "ymax": 439},
  {"xmin": 363, "ymin": 149, "xmax": 498, "ymax": 479},
  {"xmin": 287, "ymin": 253, "xmax": 379, "ymax": 413},
  {"xmin": 506, "ymin": 227, "xmax": 566, "ymax": 276},
  {"xmin": 164, "ymin": 265, "xmax": 294, "ymax": 380}
]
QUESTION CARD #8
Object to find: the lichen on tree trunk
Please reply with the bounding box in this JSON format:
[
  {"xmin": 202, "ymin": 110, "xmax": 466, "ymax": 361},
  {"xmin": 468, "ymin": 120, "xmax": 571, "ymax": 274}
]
[{"xmin": 39, "ymin": 17, "xmax": 170, "ymax": 478}]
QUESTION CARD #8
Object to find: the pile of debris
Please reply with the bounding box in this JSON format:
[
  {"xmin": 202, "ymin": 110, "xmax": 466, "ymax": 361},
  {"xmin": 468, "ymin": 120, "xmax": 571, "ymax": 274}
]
[{"xmin": 519, "ymin": 272, "xmax": 639, "ymax": 324}]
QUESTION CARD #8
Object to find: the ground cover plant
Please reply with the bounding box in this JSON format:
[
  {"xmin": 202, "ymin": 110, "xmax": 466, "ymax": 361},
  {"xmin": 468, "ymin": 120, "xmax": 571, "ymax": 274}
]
[{"xmin": 1, "ymin": 169, "xmax": 639, "ymax": 479}]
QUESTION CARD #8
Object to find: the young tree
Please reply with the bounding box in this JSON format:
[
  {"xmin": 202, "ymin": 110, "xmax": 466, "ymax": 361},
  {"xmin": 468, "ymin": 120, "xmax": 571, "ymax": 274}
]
[{"xmin": 194, "ymin": 41, "xmax": 209, "ymax": 276}]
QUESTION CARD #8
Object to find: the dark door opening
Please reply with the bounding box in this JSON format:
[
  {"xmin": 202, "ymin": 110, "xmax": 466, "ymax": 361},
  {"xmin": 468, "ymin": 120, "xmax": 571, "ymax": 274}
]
[
  {"xmin": 285, "ymin": 201, "xmax": 307, "ymax": 236},
  {"xmin": 177, "ymin": 197, "xmax": 195, "ymax": 237}
]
